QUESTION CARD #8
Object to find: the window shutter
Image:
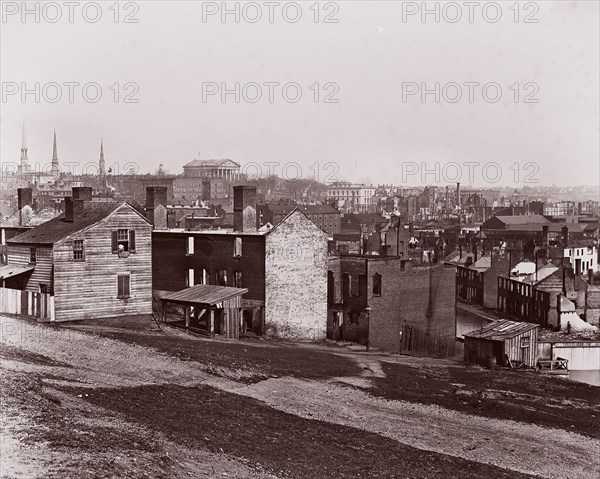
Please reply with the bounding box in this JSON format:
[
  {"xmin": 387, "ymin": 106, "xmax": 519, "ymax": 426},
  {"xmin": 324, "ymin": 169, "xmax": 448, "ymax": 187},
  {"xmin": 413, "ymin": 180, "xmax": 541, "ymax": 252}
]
[
  {"xmin": 129, "ymin": 230, "xmax": 136, "ymax": 253},
  {"xmin": 125, "ymin": 275, "xmax": 131, "ymax": 297},
  {"xmin": 112, "ymin": 231, "xmax": 118, "ymax": 253}
]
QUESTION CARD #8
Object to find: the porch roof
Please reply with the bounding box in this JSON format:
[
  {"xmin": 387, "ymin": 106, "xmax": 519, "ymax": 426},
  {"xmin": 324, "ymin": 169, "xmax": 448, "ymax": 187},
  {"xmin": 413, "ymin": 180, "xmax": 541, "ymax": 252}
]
[
  {"xmin": 0, "ymin": 264, "xmax": 35, "ymax": 280},
  {"xmin": 158, "ymin": 284, "xmax": 248, "ymax": 306}
]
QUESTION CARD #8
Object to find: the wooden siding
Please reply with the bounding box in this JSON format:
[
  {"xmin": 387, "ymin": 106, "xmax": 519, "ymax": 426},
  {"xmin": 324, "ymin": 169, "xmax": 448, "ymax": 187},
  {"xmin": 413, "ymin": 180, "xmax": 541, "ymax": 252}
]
[
  {"xmin": 7, "ymin": 244, "xmax": 54, "ymax": 293},
  {"xmin": 53, "ymin": 205, "xmax": 152, "ymax": 322},
  {"xmin": 0, "ymin": 287, "xmax": 54, "ymax": 321},
  {"xmin": 465, "ymin": 328, "xmax": 538, "ymax": 367}
]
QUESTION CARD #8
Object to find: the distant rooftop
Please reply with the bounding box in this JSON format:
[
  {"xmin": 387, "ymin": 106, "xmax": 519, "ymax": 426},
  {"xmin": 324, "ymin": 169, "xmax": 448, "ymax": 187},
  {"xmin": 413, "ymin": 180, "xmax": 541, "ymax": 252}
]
[{"xmin": 183, "ymin": 159, "xmax": 240, "ymax": 168}]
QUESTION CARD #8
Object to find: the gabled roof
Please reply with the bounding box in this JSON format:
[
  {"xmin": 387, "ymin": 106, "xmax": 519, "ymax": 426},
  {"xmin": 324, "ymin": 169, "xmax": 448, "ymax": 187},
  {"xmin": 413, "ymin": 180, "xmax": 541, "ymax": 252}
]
[
  {"xmin": 266, "ymin": 207, "xmax": 329, "ymax": 237},
  {"xmin": 7, "ymin": 202, "xmax": 147, "ymax": 245},
  {"xmin": 465, "ymin": 319, "xmax": 538, "ymax": 341},
  {"xmin": 470, "ymin": 255, "xmax": 491, "ymax": 272}
]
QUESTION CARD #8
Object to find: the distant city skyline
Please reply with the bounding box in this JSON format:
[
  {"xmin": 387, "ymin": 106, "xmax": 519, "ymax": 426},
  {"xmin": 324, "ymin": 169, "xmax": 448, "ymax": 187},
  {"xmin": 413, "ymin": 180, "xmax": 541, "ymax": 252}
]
[{"xmin": 1, "ymin": 1, "xmax": 599, "ymax": 188}]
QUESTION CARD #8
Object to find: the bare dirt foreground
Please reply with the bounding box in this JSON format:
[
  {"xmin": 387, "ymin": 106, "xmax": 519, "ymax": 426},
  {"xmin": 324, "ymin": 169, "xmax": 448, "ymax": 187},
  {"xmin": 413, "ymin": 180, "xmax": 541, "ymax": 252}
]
[{"xmin": 1, "ymin": 315, "xmax": 599, "ymax": 479}]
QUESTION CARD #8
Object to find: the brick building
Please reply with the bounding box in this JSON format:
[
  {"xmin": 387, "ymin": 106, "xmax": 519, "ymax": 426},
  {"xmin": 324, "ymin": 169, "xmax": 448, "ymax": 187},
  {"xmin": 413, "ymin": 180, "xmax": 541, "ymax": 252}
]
[
  {"xmin": 152, "ymin": 186, "xmax": 328, "ymax": 341},
  {"xmin": 257, "ymin": 203, "xmax": 341, "ymax": 236},
  {"xmin": 327, "ymin": 257, "xmax": 456, "ymax": 352}
]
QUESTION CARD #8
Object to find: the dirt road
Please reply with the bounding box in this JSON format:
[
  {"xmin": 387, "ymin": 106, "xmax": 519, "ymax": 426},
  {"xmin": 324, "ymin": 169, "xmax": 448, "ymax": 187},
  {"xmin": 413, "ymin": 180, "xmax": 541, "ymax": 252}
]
[{"xmin": 1, "ymin": 315, "xmax": 598, "ymax": 478}]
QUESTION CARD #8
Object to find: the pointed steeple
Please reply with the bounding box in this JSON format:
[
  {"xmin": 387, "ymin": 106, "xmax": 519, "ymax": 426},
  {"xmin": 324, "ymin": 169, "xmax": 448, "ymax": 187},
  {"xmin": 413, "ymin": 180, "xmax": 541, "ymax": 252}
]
[
  {"xmin": 99, "ymin": 138, "xmax": 106, "ymax": 177},
  {"xmin": 50, "ymin": 130, "xmax": 60, "ymax": 177},
  {"xmin": 20, "ymin": 122, "xmax": 30, "ymax": 173}
]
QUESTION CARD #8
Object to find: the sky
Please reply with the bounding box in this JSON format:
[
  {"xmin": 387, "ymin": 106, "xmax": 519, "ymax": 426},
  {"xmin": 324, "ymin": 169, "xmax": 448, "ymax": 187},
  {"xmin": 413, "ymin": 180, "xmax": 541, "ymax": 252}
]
[{"xmin": 1, "ymin": 0, "xmax": 599, "ymax": 188}]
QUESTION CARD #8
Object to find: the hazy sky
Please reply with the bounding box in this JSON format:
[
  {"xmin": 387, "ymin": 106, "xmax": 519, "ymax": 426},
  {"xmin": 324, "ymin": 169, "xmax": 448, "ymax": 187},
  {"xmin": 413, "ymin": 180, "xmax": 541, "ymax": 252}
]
[{"xmin": 1, "ymin": 0, "xmax": 598, "ymax": 188}]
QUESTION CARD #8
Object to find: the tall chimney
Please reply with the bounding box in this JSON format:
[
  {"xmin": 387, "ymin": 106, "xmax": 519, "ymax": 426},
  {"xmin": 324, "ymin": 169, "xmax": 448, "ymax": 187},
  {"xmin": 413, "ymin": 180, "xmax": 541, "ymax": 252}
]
[
  {"xmin": 589, "ymin": 269, "xmax": 594, "ymax": 285},
  {"xmin": 17, "ymin": 187, "xmax": 33, "ymax": 211},
  {"xmin": 64, "ymin": 197, "xmax": 74, "ymax": 222},
  {"xmin": 146, "ymin": 187, "xmax": 168, "ymax": 225},
  {"xmin": 72, "ymin": 187, "xmax": 92, "ymax": 220},
  {"xmin": 233, "ymin": 186, "xmax": 257, "ymax": 233},
  {"xmin": 542, "ymin": 225, "xmax": 549, "ymax": 247},
  {"xmin": 575, "ymin": 258, "xmax": 582, "ymax": 276},
  {"xmin": 72, "ymin": 186, "xmax": 92, "ymax": 201},
  {"xmin": 561, "ymin": 226, "xmax": 569, "ymax": 248}
]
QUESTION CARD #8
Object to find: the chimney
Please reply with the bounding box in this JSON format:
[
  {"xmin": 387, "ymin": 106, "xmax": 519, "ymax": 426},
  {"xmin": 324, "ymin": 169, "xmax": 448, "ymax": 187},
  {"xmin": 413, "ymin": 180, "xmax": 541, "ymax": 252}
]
[
  {"xmin": 146, "ymin": 187, "xmax": 168, "ymax": 225},
  {"xmin": 474, "ymin": 244, "xmax": 478, "ymax": 263},
  {"xmin": 589, "ymin": 269, "xmax": 594, "ymax": 286},
  {"xmin": 18, "ymin": 187, "xmax": 33, "ymax": 211},
  {"xmin": 561, "ymin": 226, "xmax": 569, "ymax": 248},
  {"xmin": 64, "ymin": 196, "xmax": 74, "ymax": 222},
  {"xmin": 575, "ymin": 258, "xmax": 582, "ymax": 277},
  {"xmin": 542, "ymin": 225, "xmax": 549, "ymax": 247},
  {"xmin": 72, "ymin": 186, "xmax": 92, "ymax": 201},
  {"xmin": 233, "ymin": 186, "xmax": 257, "ymax": 233},
  {"xmin": 17, "ymin": 187, "xmax": 33, "ymax": 226}
]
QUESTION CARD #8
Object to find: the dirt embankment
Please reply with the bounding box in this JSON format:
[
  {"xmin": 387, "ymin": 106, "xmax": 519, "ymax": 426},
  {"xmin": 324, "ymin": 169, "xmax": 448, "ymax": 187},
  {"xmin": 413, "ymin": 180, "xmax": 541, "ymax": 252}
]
[{"xmin": 1, "ymin": 315, "xmax": 599, "ymax": 479}]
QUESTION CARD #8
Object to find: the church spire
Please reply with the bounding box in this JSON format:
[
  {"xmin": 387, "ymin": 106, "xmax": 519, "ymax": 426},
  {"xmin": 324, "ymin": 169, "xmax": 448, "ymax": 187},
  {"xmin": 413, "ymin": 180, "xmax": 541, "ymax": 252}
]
[
  {"xmin": 99, "ymin": 139, "xmax": 106, "ymax": 177},
  {"xmin": 20, "ymin": 122, "xmax": 29, "ymax": 173},
  {"xmin": 50, "ymin": 130, "xmax": 60, "ymax": 177}
]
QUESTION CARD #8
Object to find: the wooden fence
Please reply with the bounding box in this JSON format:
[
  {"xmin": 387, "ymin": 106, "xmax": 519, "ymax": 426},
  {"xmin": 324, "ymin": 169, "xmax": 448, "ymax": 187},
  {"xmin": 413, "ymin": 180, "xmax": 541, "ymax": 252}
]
[
  {"xmin": 0, "ymin": 287, "xmax": 54, "ymax": 321},
  {"xmin": 400, "ymin": 323, "xmax": 463, "ymax": 359}
]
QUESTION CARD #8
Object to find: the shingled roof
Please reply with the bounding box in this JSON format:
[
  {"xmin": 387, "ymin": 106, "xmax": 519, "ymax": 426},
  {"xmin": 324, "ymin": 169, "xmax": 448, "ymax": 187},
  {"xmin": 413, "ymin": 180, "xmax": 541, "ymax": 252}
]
[{"xmin": 7, "ymin": 202, "xmax": 142, "ymax": 245}]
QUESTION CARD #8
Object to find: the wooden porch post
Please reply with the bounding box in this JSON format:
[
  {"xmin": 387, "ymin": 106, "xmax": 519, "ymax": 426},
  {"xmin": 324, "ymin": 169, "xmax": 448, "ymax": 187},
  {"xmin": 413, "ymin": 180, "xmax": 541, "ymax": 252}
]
[
  {"xmin": 161, "ymin": 300, "xmax": 166, "ymax": 323},
  {"xmin": 185, "ymin": 305, "xmax": 190, "ymax": 331},
  {"xmin": 210, "ymin": 309, "xmax": 215, "ymax": 337}
]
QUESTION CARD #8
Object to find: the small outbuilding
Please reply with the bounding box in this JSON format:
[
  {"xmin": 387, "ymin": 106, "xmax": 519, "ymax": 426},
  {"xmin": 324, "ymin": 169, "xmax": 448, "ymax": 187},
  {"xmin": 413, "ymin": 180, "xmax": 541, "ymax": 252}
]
[{"xmin": 464, "ymin": 319, "xmax": 539, "ymax": 368}]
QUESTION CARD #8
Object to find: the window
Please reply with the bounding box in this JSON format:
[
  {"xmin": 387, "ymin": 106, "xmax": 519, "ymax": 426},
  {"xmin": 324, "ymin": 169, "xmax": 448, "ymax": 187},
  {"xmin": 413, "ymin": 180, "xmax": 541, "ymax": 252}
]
[
  {"xmin": 73, "ymin": 240, "xmax": 84, "ymax": 260},
  {"xmin": 29, "ymin": 247, "xmax": 37, "ymax": 264},
  {"xmin": 234, "ymin": 237, "xmax": 242, "ymax": 258},
  {"xmin": 217, "ymin": 269, "xmax": 228, "ymax": 286},
  {"xmin": 187, "ymin": 269, "xmax": 195, "ymax": 287},
  {"xmin": 187, "ymin": 236, "xmax": 194, "ymax": 255},
  {"xmin": 373, "ymin": 273, "xmax": 382, "ymax": 296},
  {"xmin": 117, "ymin": 273, "xmax": 131, "ymax": 299},
  {"xmin": 198, "ymin": 268, "xmax": 209, "ymax": 285},
  {"xmin": 112, "ymin": 229, "xmax": 136, "ymax": 253},
  {"xmin": 234, "ymin": 271, "xmax": 243, "ymax": 288}
]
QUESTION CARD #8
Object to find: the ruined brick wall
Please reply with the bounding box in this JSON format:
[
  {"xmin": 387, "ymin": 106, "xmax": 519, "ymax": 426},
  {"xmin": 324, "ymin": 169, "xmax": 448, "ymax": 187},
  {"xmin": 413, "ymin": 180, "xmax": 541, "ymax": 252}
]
[
  {"xmin": 367, "ymin": 257, "xmax": 406, "ymax": 352},
  {"xmin": 395, "ymin": 264, "xmax": 457, "ymax": 338},
  {"xmin": 264, "ymin": 210, "xmax": 328, "ymax": 341}
]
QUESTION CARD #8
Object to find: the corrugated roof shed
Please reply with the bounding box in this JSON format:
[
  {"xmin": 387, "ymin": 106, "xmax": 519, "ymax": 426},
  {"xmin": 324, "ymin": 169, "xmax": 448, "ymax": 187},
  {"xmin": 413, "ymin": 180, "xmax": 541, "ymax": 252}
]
[{"xmin": 465, "ymin": 319, "xmax": 538, "ymax": 341}]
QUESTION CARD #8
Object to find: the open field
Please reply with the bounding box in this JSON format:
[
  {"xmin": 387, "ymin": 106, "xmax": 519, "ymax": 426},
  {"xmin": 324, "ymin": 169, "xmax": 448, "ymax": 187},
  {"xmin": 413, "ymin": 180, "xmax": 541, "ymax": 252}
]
[{"xmin": 1, "ymin": 314, "xmax": 599, "ymax": 479}]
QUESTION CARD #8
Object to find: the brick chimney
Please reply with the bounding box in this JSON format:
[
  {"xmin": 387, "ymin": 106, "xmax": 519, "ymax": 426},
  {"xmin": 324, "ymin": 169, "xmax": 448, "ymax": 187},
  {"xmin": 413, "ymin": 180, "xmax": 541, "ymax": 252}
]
[
  {"xmin": 575, "ymin": 258, "xmax": 582, "ymax": 277},
  {"xmin": 233, "ymin": 186, "xmax": 257, "ymax": 233},
  {"xmin": 561, "ymin": 226, "xmax": 569, "ymax": 248},
  {"xmin": 17, "ymin": 187, "xmax": 33, "ymax": 226},
  {"xmin": 542, "ymin": 225, "xmax": 549, "ymax": 247},
  {"xmin": 17, "ymin": 187, "xmax": 33, "ymax": 211},
  {"xmin": 145, "ymin": 187, "xmax": 168, "ymax": 225},
  {"xmin": 64, "ymin": 197, "xmax": 74, "ymax": 222},
  {"xmin": 72, "ymin": 187, "xmax": 92, "ymax": 220}
]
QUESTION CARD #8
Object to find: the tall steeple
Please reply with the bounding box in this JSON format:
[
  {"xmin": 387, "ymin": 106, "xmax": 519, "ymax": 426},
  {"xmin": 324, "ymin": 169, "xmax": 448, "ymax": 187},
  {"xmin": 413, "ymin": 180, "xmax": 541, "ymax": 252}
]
[
  {"xmin": 20, "ymin": 122, "xmax": 30, "ymax": 173},
  {"xmin": 99, "ymin": 139, "xmax": 106, "ymax": 177},
  {"xmin": 50, "ymin": 130, "xmax": 60, "ymax": 177}
]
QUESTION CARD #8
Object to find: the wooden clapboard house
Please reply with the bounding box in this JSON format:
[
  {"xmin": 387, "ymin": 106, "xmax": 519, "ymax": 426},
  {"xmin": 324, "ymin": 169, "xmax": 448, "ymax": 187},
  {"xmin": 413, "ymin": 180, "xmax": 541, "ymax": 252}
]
[{"xmin": 4, "ymin": 187, "xmax": 153, "ymax": 322}]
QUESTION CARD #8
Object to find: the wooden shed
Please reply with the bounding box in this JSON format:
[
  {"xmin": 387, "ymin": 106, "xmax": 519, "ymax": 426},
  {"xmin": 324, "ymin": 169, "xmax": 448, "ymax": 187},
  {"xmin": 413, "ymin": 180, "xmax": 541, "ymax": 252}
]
[
  {"xmin": 464, "ymin": 320, "xmax": 539, "ymax": 368},
  {"xmin": 158, "ymin": 284, "xmax": 248, "ymax": 339}
]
